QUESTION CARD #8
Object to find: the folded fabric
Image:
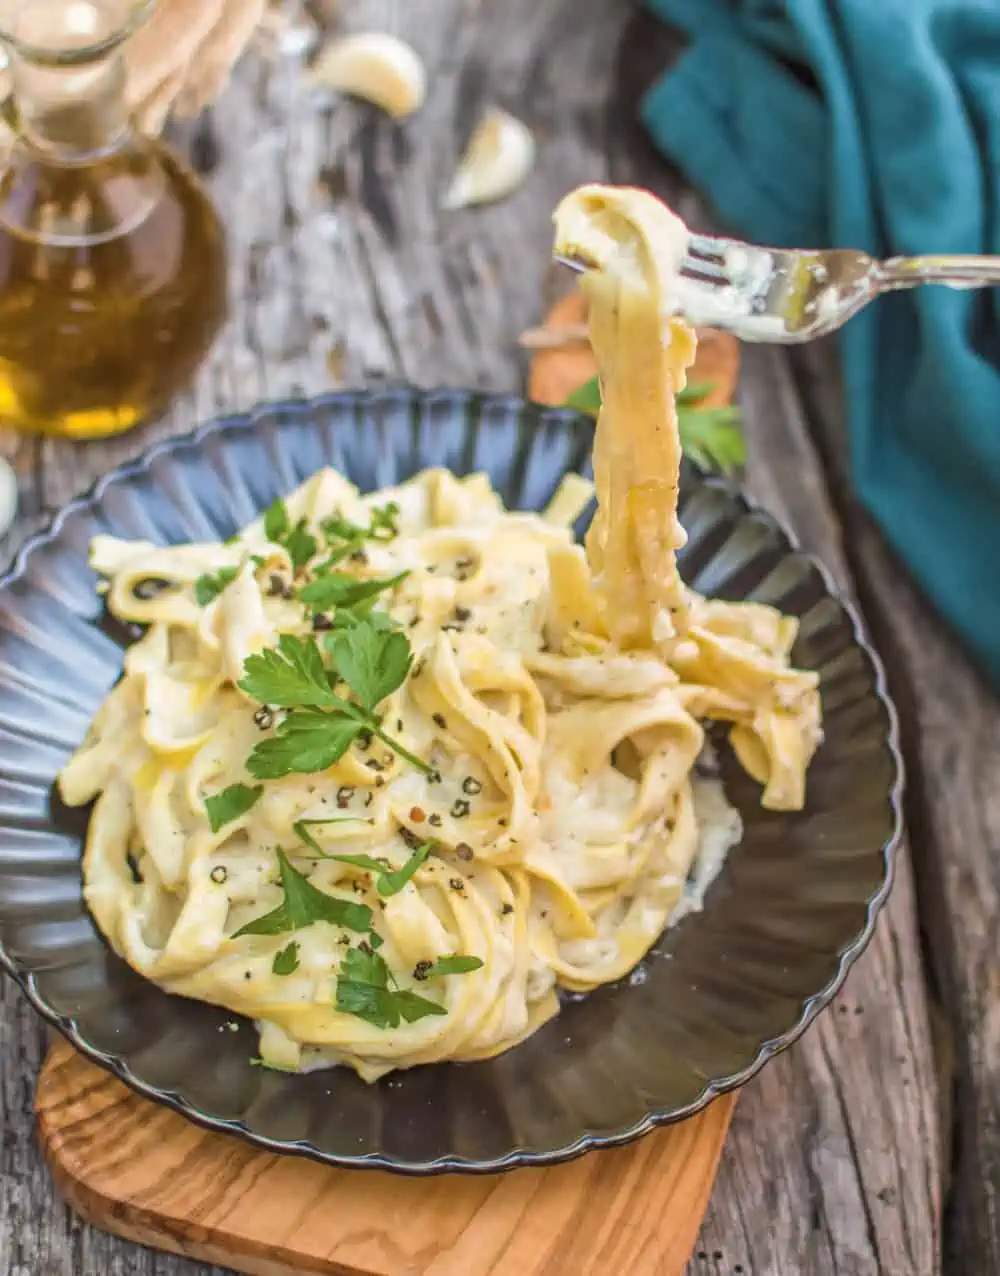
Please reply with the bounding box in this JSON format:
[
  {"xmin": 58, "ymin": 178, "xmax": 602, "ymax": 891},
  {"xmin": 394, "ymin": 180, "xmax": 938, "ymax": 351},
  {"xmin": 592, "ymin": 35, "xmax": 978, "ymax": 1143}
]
[{"xmin": 642, "ymin": 0, "xmax": 1000, "ymax": 690}]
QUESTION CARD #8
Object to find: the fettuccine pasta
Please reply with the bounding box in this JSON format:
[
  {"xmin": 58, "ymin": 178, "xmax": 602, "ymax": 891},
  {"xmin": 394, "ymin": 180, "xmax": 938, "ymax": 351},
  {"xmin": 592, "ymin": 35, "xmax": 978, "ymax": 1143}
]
[{"xmin": 60, "ymin": 184, "xmax": 821, "ymax": 1082}]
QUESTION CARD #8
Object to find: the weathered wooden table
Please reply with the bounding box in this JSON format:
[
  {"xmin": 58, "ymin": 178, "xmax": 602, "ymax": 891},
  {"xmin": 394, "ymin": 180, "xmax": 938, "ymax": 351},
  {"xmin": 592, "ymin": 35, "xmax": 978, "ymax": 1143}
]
[{"xmin": 1, "ymin": 3, "xmax": 997, "ymax": 1273}]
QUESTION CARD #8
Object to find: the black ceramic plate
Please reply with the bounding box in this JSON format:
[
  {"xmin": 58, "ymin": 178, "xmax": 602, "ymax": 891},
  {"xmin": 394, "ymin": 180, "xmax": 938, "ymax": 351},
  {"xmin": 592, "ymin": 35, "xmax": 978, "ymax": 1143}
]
[{"xmin": 0, "ymin": 389, "xmax": 901, "ymax": 1173}]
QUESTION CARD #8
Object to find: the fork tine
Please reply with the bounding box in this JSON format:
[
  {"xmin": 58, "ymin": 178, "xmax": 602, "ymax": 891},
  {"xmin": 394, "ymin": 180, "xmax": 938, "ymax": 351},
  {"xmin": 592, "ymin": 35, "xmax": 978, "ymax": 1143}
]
[{"xmin": 686, "ymin": 233, "xmax": 729, "ymax": 264}]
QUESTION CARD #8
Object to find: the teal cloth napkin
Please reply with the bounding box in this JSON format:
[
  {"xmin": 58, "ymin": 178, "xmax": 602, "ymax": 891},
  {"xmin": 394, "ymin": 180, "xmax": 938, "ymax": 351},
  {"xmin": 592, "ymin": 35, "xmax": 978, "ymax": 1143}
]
[{"xmin": 642, "ymin": 0, "xmax": 1000, "ymax": 689}]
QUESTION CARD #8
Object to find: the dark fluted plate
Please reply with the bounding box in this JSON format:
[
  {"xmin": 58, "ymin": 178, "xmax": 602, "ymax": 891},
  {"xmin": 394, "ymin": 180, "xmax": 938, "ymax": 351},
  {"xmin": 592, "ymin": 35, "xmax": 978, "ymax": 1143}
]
[{"xmin": 0, "ymin": 389, "xmax": 901, "ymax": 1174}]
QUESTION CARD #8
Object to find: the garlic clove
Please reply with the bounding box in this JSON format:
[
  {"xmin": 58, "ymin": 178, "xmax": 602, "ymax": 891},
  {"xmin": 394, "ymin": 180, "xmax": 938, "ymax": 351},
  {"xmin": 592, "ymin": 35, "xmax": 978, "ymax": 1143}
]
[
  {"xmin": 443, "ymin": 107, "xmax": 536, "ymax": 211},
  {"xmin": 309, "ymin": 32, "xmax": 426, "ymax": 119}
]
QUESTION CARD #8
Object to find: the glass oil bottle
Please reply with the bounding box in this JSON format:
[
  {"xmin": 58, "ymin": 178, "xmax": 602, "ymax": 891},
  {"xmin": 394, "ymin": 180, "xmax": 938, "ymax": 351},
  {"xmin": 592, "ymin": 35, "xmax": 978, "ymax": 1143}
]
[{"xmin": 0, "ymin": 0, "xmax": 228, "ymax": 438}]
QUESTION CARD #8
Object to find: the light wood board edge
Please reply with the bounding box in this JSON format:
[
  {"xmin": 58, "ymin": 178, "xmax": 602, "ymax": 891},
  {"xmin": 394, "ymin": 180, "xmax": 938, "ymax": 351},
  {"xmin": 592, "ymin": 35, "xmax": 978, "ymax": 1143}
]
[{"xmin": 38, "ymin": 1041, "xmax": 736, "ymax": 1276}]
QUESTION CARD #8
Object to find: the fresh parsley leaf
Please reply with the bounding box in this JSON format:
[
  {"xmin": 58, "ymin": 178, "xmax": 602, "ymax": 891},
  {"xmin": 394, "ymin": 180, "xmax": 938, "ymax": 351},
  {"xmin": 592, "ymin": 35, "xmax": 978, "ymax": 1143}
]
[
  {"xmin": 327, "ymin": 622, "xmax": 412, "ymax": 713},
  {"xmin": 564, "ymin": 376, "xmax": 602, "ymax": 417},
  {"xmin": 319, "ymin": 843, "xmax": 429, "ymax": 896},
  {"xmin": 677, "ymin": 380, "xmax": 716, "ymax": 404},
  {"xmin": 341, "ymin": 943, "xmax": 387, "ymax": 986},
  {"xmin": 240, "ymin": 628, "xmax": 431, "ymax": 779},
  {"xmin": 204, "ymin": 783, "xmax": 263, "ymax": 833},
  {"xmin": 246, "ymin": 709, "xmax": 362, "ymax": 779},
  {"xmin": 368, "ymin": 501, "xmax": 399, "ymax": 540},
  {"xmin": 335, "ymin": 979, "xmax": 399, "ymax": 1028},
  {"xmin": 272, "ymin": 941, "xmax": 300, "ymax": 975},
  {"xmin": 377, "ymin": 843, "xmax": 431, "ymax": 896},
  {"xmin": 297, "ymin": 570, "xmax": 408, "ymax": 615},
  {"xmin": 239, "ymin": 634, "xmax": 336, "ymax": 709},
  {"xmin": 293, "ymin": 817, "xmax": 368, "ymax": 858},
  {"xmin": 677, "ymin": 404, "xmax": 747, "ymax": 474},
  {"xmin": 194, "ymin": 567, "xmax": 238, "ymax": 606},
  {"xmin": 233, "ymin": 848, "xmax": 372, "ymax": 938},
  {"xmin": 393, "ymin": 989, "xmax": 449, "ymax": 1022},
  {"xmin": 423, "ymin": 954, "xmax": 484, "ymax": 977},
  {"xmin": 321, "ymin": 513, "xmax": 368, "ymax": 546},
  {"xmin": 284, "ymin": 519, "xmax": 318, "ymax": 572},
  {"xmin": 335, "ymin": 944, "xmax": 447, "ymax": 1029},
  {"xmin": 563, "ymin": 375, "xmax": 746, "ymax": 476},
  {"xmin": 263, "ymin": 497, "xmax": 290, "ymax": 542}
]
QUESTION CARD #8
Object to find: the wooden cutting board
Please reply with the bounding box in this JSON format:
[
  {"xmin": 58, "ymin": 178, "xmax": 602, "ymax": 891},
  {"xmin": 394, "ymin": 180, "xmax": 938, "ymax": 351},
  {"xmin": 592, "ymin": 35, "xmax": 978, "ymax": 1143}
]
[{"xmin": 37, "ymin": 1040, "xmax": 735, "ymax": 1276}]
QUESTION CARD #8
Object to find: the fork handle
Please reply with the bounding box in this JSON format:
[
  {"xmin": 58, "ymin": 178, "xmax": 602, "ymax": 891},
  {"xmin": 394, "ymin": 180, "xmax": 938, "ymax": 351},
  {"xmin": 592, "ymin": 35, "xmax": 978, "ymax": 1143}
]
[{"xmin": 879, "ymin": 255, "xmax": 1000, "ymax": 290}]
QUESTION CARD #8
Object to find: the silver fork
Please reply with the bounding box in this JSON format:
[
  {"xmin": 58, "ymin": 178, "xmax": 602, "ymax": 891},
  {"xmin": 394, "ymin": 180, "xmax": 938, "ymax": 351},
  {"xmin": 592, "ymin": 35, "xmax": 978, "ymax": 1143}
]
[{"xmin": 557, "ymin": 233, "xmax": 1000, "ymax": 344}]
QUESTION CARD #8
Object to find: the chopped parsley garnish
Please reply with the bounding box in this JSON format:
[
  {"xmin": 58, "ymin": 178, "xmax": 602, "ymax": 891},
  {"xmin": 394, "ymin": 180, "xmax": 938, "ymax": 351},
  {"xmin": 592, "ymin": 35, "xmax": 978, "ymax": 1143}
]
[
  {"xmin": 335, "ymin": 943, "xmax": 447, "ymax": 1029},
  {"xmin": 232, "ymin": 848, "xmax": 372, "ymax": 938},
  {"xmin": 262, "ymin": 497, "xmax": 317, "ymax": 572},
  {"xmin": 204, "ymin": 782, "xmax": 263, "ymax": 833},
  {"xmin": 294, "ymin": 821, "xmax": 431, "ymax": 897},
  {"xmin": 298, "ymin": 570, "xmax": 408, "ymax": 614},
  {"xmin": 272, "ymin": 941, "xmax": 300, "ymax": 976},
  {"xmin": 194, "ymin": 567, "xmax": 239, "ymax": 606},
  {"xmin": 423, "ymin": 954, "xmax": 483, "ymax": 977},
  {"xmin": 240, "ymin": 623, "xmax": 432, "ymax": 779}
]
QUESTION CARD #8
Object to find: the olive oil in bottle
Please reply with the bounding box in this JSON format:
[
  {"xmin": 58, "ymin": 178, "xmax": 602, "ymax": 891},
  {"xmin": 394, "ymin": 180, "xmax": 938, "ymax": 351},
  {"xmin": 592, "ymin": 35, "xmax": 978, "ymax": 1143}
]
[{"xmin": 0, "ymin": 0, "xmax": 228, "ymax": 438}]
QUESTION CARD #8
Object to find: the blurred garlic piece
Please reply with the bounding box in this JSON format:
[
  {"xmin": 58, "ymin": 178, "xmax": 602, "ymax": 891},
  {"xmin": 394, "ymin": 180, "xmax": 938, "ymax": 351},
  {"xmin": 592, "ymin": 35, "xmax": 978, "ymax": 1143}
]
[
  {"xmin": 0, "ymin": 458, "xmax": 17, "ymax": 540},
  {"xmin": 444, "ymin": 107, "xmax": 535, "ymax": 210},
  {"xmin": 309, "ymin": 32, "xmax": 426, "ymax": 119}
]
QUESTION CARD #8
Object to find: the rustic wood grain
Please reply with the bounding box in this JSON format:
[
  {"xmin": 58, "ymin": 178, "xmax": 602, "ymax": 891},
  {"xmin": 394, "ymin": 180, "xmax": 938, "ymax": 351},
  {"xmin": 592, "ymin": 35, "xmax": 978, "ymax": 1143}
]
[
  {"xmin": 37, "ymin": 1041, "xmax": 735, "ymax": 1276},
  {"xmin": 791, "ymin": 338, "xmax": 1000, "ymax": 1276},
  {"xmin": 0, "ymin": 1, "xmax": 950, "ymax": 1273}
]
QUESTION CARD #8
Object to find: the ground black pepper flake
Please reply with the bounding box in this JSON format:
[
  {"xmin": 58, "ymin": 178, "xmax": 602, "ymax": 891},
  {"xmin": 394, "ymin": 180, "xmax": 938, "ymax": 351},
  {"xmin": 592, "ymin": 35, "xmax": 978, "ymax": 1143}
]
[
  {"xmin": 413, "ymin": 960, "xmax": 432, "ymax": 981},
  {"xmin": 400, "ymin": 826, "xmax": 423, "ymax": 850},
  {"xmin": 365, "ymin": 758, "xmax": 384, "ymax": 772},
  {"xmin": 497, "ymin": 818, "xmax": 508, "ymax": 828},
  {"xmin": 428, "ymin": 769, "xmax": 442, "ymax": 784},
  {"xmin": 432, "ymin": 713, "xmax": 448, "ymax": 729},
  {"xmin": 461, "ymin": 776, "xmax": 482, "ymax": 796},
  {"xmin": 350, "ymin": 549, "xmax": 368, "ymax": 564},
  {"xmin": 453, "ymin": 606, "xmax": 472, "ymax": 623},
  {"xmin": 374, "ymin": 775, "xmax": 386, "ymax": 787},
  {"xmin": 441, "ymin": 622, "xmax": 462, "ymax": 633},
  {"xmin": 501, "ymin": 903, "xmax": 514, "ymax": 915},
  {"xmin": 312, "ymin": 613, "xmax": 333, "ymax": 631},
  {"xmin": 449, "ymin": 877, "xmax": 465, "ymax": 892},
  {"xmin": 244, "ymin": 970, "xmax": 252, "ymax": 980},
  {"xmin": 409, "ymin": 616, "xmax": 420, "ymax": 628},
  {"xmin": 133, "ymin": 577, "xmax": 171, "ymax": 601},
  {"xmin": 364, "ymin": 792, "xmax": 374, "ymax": 808},
  {"xmin": 253, "ymin": 706, "xmax": 275, "ymax": 730},
  {"xmin": 357, "ymin": 730, "xmax": 373, "ymax": 750},
  {"xmin": 428, "ymin": 813, "xmax": 442, "ymax": 828},
  {"xmin": 336, "ymin": 785, "xmax": 355, "ymax": 807},
  {"xmin": 210, "ymin": 866, "xmax": 228, "ymax": 884},
  {"xmin": 456, "ymin": 843, "xmax": 474, "ymax": 861},
  {"xmin": 451, "ymin": 798, "xmax": 471, "ymax": 819}
]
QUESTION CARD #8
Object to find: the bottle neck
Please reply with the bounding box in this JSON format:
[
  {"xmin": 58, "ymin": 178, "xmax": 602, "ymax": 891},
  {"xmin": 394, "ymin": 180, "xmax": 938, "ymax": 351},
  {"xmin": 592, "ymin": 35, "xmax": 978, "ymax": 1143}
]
[{"xmin": 12, "ymin": 46, "xmax": 130, "ymax": 161}]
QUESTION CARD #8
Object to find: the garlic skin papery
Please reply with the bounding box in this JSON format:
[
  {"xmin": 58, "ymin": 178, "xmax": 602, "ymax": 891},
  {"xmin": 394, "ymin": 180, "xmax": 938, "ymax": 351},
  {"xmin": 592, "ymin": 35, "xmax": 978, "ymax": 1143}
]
[
  {"xmin": 443, "ymin": 107, "xmax": 536, "ymax": 211},
  {"xmin": 309, "ymin": 32, "xmax": 426, "ymax": 119}
]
